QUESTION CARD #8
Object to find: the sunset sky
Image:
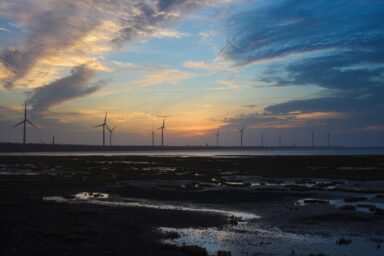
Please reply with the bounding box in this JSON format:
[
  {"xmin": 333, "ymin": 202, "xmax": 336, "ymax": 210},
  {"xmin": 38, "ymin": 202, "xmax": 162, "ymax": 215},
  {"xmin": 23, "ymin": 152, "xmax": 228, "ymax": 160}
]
[{"xmin": 0, "ymin": 0, "xmax": 383, "ymax": 146}]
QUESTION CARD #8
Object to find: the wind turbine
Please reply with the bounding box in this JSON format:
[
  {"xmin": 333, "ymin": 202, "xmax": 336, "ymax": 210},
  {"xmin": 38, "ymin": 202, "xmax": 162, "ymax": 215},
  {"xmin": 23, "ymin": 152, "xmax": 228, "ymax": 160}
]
[
  {"xmin": 95, "ymin": 112, "xmax": 108, "ymax": 146},
  {"xmin": 238, "ymin": 125, "xmax": 246, "ymax": 147},
  {"xmin": 278, "ymin": 134, "xmax": 282, "ymax": 147},
  {"xmin": 327, "ymin": 132, "xmax": 331, "ymax": 147},
  {"xmin": 151, "ymin": 126, "xmax": 155, "ymax": 146},
  {"xmin": 107, "ymin": 125, "xmax": 116, "ymax": 147},
  {"xmin": 13, "ymin": 104, "xmax": 38, "ymax": 145},
  {"xmin": 158, "ymin": 116, "xmax": 167, "ymax": 147},
  {"xmin": 216, "ymin": 129, "xmax": 220, "ymax": 148}
]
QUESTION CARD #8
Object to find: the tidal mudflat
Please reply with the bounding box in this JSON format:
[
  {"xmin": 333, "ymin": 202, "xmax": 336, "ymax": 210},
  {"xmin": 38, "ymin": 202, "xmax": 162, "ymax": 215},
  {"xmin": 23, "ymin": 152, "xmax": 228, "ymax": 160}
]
[{"xmin": 1, "ymin": 155, "xmax": 384, "ymax": 255}]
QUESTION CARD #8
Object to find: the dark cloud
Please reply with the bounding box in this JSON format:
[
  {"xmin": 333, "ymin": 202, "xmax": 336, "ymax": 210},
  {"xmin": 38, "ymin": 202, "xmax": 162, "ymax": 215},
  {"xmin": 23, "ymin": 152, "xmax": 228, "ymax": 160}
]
[
  {"xmin": 224, "ymin": 0, "xmax": 384, "ymax": 66},
  {"xmin": 224, "ymin": 112, "xmax": 289, "ymax": 128},
  {"xmin": 264, "ymin": 94, "xmax": 384, "ymax": 115},
  {"xmin": 223, "ymin": 0, "xmax": 384, "ymax": 92},
  {"xmin": 27, "ymin": 65, "xmax": 108, "ymax": 112},
  {"xmin": 262, "ymin": 51, "xmax": 384, "ymax": 91},
  {"xmin": 223, "ymin": 0, "xmax": 384, "ymax": 131}
]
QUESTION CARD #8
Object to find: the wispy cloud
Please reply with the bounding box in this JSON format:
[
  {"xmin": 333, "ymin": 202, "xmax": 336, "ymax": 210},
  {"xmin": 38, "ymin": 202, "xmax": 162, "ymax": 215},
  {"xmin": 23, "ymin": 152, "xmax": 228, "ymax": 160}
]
[
  {"xmin": 217, "ymin": 79, "xmax": 241, "ymax": 89},
  {"xmin": 222, "ymin": 0, "xmax": 384, "ymax": 131},
  {"xmin": 183, "ymin": 59, "xmax": 234, "ymax": 72},
  {"xmin": 132, "ymin": 68, "xmax": 194, "ymax": 87},
  {"xmin": 0, "ymin": 1, "xmax": 220, "ymax": 87}
]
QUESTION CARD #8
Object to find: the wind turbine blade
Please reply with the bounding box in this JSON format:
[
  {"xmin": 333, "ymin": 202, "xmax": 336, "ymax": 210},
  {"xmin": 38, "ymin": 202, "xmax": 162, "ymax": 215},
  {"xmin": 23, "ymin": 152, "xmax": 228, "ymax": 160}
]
[
  {"xmin": 26, "ymin": 120, "xmax": 38, "ymax": 129},
  {"xmin": 95, "ymin": 124, "xmax": 104, "ymax": 128},
  {"xmin": 111, "ymin": 126, "xmax": 116, "ymax": 132},
  {"xmin": 104, "ymin": 112, "xmax": 108, "ymax": 124},
  {"xmin": 13, "ymin": 120, "xmax": 24, "ymax": 127}
]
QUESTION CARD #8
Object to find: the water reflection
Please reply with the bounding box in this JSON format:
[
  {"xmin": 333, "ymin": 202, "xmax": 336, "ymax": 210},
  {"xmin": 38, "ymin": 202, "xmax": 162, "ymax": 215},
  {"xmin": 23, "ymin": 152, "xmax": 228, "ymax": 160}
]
[
  {"xmin": 160, "ymin": 222, "xmax": 382, "ymax": 256},
  {"xmin": 3, "ymin": 147, "xmax": 384, "ymax": 157},
  {"xmin": 43, "ymin": 193, "xmax": 259, "ymax": 220}
]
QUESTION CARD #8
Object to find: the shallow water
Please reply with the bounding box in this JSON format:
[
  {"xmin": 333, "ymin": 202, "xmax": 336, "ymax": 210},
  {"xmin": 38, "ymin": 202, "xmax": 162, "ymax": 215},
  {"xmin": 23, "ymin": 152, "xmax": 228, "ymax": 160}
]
[
  {"xmin": 3, "ymin": 147, "xmax": 384, "ymax": 156},
  {"xmin": 295, "ymin": 196, "xmax": 384, "ymax": 214},
  {"xmin": 42, "ymin": 192, "xmax": 384, "ymax": 255},
  {"xmin": 160, "ymin": 222, "xmax": 383, "ymax": 256},
  {"xmin": 43, "ymin": 194, "xmax": 260, "ymax": 220}
]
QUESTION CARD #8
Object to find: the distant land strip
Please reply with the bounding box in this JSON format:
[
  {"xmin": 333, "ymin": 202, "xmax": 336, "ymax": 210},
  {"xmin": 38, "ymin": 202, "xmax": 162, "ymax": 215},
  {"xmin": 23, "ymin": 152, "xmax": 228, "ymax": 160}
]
[{"xmin": 0, "ymin": 143, "xmax": 349, "ymax": 153}]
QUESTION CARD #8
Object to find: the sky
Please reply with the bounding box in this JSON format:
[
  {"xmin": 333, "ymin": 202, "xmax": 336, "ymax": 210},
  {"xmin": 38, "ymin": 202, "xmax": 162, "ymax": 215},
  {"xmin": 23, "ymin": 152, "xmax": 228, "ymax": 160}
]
[{"xmin": 0, "ymin": 0, "xmax": 383, "ymax": 147}]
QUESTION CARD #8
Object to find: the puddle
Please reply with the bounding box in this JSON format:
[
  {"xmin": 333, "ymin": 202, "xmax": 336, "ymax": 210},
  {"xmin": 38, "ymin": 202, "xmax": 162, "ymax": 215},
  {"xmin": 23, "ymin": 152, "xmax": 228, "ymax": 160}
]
[
  {"xmin": 251, "ymin": 179, "xmax": 347, "ymax": 190},
  {"xmin": 160, "ymin": 222, "xmax": 383, "ymax": 256},
  {"xmin": 43, "ymin": 193, "xmax": 259, "ymax": 220},
  {"xmin": 143, "ymin": 167, "xmax": 176, "ymax": 171},
  {"xmin": 295, "ymin": 196, "xmax": 384, "ymax": 214},
  {"xmin": 74, "ymin": 192, "xmax": 109, "ymax": 199}
]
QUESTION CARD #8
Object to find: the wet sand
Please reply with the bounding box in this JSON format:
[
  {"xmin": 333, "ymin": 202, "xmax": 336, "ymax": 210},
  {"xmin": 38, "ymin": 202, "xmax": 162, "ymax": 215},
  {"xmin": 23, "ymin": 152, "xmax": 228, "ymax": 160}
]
[{"xmin": 1, "ymin": 155, "xmax": 384, "ymax": 255}]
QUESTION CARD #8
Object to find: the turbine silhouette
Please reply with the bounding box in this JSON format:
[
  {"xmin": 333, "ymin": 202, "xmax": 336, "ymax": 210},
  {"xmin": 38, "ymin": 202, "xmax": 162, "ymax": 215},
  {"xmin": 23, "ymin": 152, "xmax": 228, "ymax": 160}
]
[
  {"xmin": 238, "ymin": 125, "xmax": 246, "ymax": 147},
  {"xmin": 151, "ymin": 126, "xmax": 155, "ymax": 146},
  {"xmin": 158, "ymin": 116, "xmax": 168, "ymax": 147},
  {"xmin": 95, "ymin": 112, "xmax": 108, "ymax": 146},
  {"xmin": 106, "ymin": 125, "xmax": 116, "ymax": 147},
  {"xmin": 216, "ymin": 129, "xmax": 220, "ymax": 148},
  {"xmin": 13, "ymin": 104, "xmax": 38, "ymax": 145}
]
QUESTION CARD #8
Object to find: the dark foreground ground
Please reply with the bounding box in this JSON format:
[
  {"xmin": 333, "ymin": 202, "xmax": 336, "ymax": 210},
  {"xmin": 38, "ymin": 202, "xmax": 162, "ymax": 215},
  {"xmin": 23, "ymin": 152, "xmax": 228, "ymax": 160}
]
[{"xmin": 1, "ymin": 155, "xmax": 384, "ymax": 256}]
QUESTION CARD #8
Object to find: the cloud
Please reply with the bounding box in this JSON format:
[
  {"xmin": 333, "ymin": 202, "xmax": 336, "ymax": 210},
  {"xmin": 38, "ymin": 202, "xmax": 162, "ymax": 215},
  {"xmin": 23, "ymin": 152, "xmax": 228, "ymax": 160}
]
[
  {"xmin": 27, "ymin": 65, "xmax": 108, "ymax": 112},
  {"xmin": 0, "ymin": 62, "xmax": 12, "ymax": 80},
  {"xmin": 150, "ymin": 28, "xmax": 188, "ymax": 38},
  {"xmin": 222, "ymin": 0, "xmax": 384, "ymax": 131},
  {"xmin": 223, "ymin": 110, "xmax": 351, "ymax": 131},
  {"xmin": 132, "ymin": 68, "xmax": 194, "ymax": 87},
  {"xmin": 183, "ymin": 59, "xmax": 234, "ymax": 72},
  {"xmin": 223, "ymin": 0, "xmax": 384, "ymax": 93},
  {"xmin": 0, "ymin": 0, "xmax": 221, "ymax": 89},
  {"xmin": 217, "ymin": 79, "xmax": 241, "ymax": 89},
  {"xmin": 198, "ymin": 30, "xmax": 219, "ymax": 40},
  {"xmin": 223, "ymin": 0, "xmax": 384, "ymax": 66}
]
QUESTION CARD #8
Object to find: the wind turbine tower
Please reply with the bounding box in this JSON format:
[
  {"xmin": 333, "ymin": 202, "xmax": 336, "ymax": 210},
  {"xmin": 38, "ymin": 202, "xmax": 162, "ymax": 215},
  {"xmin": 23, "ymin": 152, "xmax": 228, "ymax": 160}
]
[
  {"xmin": 239, "ymin": 125, "xmax": 246, "ymax": 147},
  {"xmin": 95, "ymin": 112, "xmax": 108, "ymax": 146},
  {"xmin": 107, "ymin": 125, "xmax": 116, "ymax": 146},
  {"xmin": 158, "ymin": 116, "xmax": 167, "ymax": 147},
  {"xmin": 151, "ymin": 126, "xmax": 155, "ymax": 146},
  {"xmin": 216, "ymin": 129, "xmax": 220, "ymax": 148},
  {"xmin": 13, "ymin": 104, "xmax": 38, "ymax": 145},
  {"xmin": 327, "ymin": 132, "xmax": 331, "ymax": 147}
]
